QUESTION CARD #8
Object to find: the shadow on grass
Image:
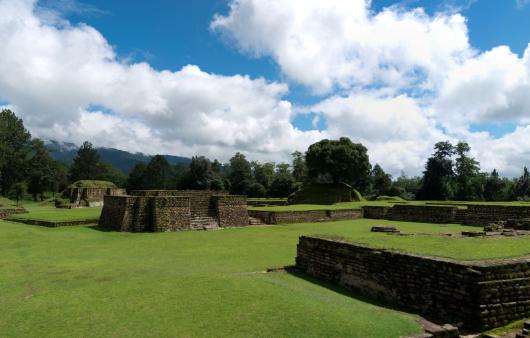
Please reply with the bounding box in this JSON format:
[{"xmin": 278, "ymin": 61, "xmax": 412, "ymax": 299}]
[
  {"xmin": 86, "ymin": 224, "xmax": 121, "ymax": 232},
  {"xmin": 283, "ymin": 266, "xmax": 448, "ymax": 330}
]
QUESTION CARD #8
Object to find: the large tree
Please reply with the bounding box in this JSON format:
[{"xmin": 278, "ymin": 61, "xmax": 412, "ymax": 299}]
[
  {"xmin": 27, "ymin": 139, "xmax": 56, "ymax": 200},
  {"xmin": 453, "ymin": 142, "xmax": 480, "ymax": 200},
  {"xmin": 142, "ymin": 155, "xmax": 173, "ymax": 190},
  {"xmin": 228, "ymin": 152, "xmax": 252, "ymax": 195},
  {"xmin": 69, "ymin": 141, "xmax": 102, "ymax": 182},
  {"xmin": 305, "ymin": 137, "xmax": 371, "ymax": 191},
  {"xmin": 513, "ymin": 167, "xmax": 530, "ymax": 200},
  {"xmin": 0, "ymin": 109, "xmax": 31, "ymax": 194},
  {"xmin": 417, "ymin": 141, "xmax": 455, "ymax": 200},
  {"xmin": 371, "ymin": 164, "xmax": 392, "ymax": 196},
  {"xmin": 291, "ymin": 151, "xmax": 308, "ymax": 183}
]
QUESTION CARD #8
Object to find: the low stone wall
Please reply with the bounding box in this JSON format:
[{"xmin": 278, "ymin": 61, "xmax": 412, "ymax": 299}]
[
  {"xmin": 296, "ymin": 236, "xmax": 530, "ymax": 330},
  {"xmin": 8, "ymin": 218, "xmax": 98, "ymax": 227},
  {"xmin": 0, "ymin": 208, "xmax": 28, "ymax": 219},
  {"xmin": 363, "ymin": 204, "xmax": 530, "ymax": 226},
  {"xmin": 215, "ymin": 196, "xmax": 248, "ymax": 227},
  {"xmin": 248, "ymin": 209, "xmax": 362, "ymax": 225}
]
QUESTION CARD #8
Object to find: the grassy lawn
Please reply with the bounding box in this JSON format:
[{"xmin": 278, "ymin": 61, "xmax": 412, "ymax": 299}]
[
  {"xmin": 0, "ymin": 218, "xmax": 437, "ymax": 338},
  {"xmin": 7, "ymin": 202, "xmax": 101, "ymax": 222},
  {"xmin": 5, "ymin": 207, "xmax": 530, "ymax": 337}
]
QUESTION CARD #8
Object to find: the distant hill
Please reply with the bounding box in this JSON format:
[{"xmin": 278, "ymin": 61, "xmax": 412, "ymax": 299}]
[{"xmin": 46, "ymin": 140, "xmax": 191, "ymax": 174}]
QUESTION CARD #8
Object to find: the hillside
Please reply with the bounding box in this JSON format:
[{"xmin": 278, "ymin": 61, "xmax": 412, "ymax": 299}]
[{"xmin": 46, "ymin": 140, "xmax": 191, "ymax": 174}]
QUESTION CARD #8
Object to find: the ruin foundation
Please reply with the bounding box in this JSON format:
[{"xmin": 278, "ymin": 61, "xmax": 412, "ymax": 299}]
[{"xmin": 98, "ymin": 190, "xmax": 248, "ymax": 232}]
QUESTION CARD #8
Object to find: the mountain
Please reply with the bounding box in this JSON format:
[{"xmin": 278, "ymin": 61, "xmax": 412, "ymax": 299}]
[{"xmin": 46, "ymin": 140, "xmax": 191, "ymax": 174}]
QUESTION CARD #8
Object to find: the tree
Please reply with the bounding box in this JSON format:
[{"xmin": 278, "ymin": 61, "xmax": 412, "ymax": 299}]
[
  {"xmin": 269, "ymin": 164, "xmax": 296, "ymax": 197},
  {"xmin": 371, "ymin": 164, "xmax": 392, "ymax": 196},
  {"xmin": 9, "ymin": 182, "xmax": 27, "ymax": 206},
  {"xmin": 247, "ymin": 182, "xmax": 266, "ymax": 198},
  {"xmin": 252, "ymin": 162, "xmax": 275, "ymax": 192},
  {"xmin": 186, "ymin": 156, "xmax": 214, "ymax": 189},
  {"xmin": 393, "ymin": 172, "xmax": 422, "ymax": 199},
  {"xmin": 97, "ymin": 162, "xmax": 127, "ymax": 187},
  {"xmin": 453, "ymin": 142, "xmax": 480, "ymax": 200},
  {"xmin": 513, "ymin": 167, "xmax": 530, "ymax": 200},
  {"xmin": 291, "ymin": 151, "xmax": 308, "ymax": 183},
  {"xmin": 228, "ymin": 152, "xmax": 252, "ymax": 195},
  {"xmin": 27, "ymin": 139, "xmax": 55, "ymax": 200},
  {"xmin": 305, "ymin": 137, "xmax": 371, "ymax": 192},
  {"xmin": 0, "ymin": 109, "xmax": 31, "ymax": 195},
  {"xmin": 417, "ymin": 141, "xmax": 455, "ymax": 200},
  {"xmin": 142, "ymin": 155, "xmax": 173, "ymax": 190},
  {"xmin": 69, "ymin": 141, "xmax": 102, "ymax": 182}
]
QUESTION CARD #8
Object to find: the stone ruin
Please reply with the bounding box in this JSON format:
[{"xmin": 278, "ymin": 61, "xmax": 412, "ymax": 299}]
[
  {"xmin": 98, "ymin": 190, "xmax": 249, "ymax": 232},
  {"xmin": 57, "ymin": 186, "xmax": 126, "ymax": 208}
]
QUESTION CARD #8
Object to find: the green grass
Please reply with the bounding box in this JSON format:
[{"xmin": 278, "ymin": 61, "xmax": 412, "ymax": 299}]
[
  {"xmin": 5, "ymin": 205, "xmax": 530, "ymax": 337},
  {"xmin": 8, "ymin": 203, "xmax": 101, "ymax": 222},
  {"xmin": 0, "ymin": 218, "xmax": 436, "ymax": 338},
  {"xmin": 0, "ymin": 197, "xmax": 23, "ymax": 210}
]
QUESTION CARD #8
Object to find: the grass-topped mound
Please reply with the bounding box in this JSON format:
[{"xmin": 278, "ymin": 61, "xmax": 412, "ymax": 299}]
[
  {"xmin": 288, "ymin": 182, "xmax": 363, "ymax": 205},
  {"xmin": 0, "ymin": 196, "xmax": 24, "ymax": 210},
  {"xmin": 67, "ymin": 180, "xmax": 117, "ymax": 189}
]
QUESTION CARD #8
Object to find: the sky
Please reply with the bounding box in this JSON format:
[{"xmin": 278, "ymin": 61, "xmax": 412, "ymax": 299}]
[{"xmin": 1, "ymin": 0, "xmax": 530, "ymax": 177}]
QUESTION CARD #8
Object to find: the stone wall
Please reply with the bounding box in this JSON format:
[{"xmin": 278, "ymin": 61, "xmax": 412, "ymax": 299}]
[
  {"xmin": 296, "ymin": 236, "xmax": 530, "ymax": 330},
  {"xmin": 248, "ymin": 209, "xmax": 362, "ymax": 224},
  {"xmin": 60, "ymin": 187, "xmax": 126, "ymax": 208},
  {"xmin": 99, "ymin": 190, "xmax": 248, "ymax": 232},
  {"xmin": 363, "ymin": 204, "xmax": 530, "ymax": 227},
  {"xmin": 214, "ymin": 196, "xmax": 248, "ymax": 227},
  {"xmin": 0, "ymin": 208, "xmax": 28, "ymax": 219}
]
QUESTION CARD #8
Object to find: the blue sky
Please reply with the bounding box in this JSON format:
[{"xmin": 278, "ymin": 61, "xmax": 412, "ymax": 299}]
[
  {"xmin": 51, "ymin": 0, "xmax": 530, "ymax": 136},
  {"xmin": 2, "ymin": 0, "xmax": 530, "ymax": 176}
]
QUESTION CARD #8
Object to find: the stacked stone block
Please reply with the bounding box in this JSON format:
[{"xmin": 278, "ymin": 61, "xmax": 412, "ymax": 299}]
[
  {"xmin": 296, "ymin": 236, "xmax": 530, "ymax": 330},
  {"xmin": 98, "ymin": 190, "xmax": 248, "ymax": 232},
  {"xmin": 248, "ymin": 209, "xmax": 362, "ymax": 224}
]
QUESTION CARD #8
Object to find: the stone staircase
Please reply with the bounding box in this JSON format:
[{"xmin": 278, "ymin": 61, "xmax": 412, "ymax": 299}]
[{"xmin": 189, "ymin": 193, "xmax": 220, "ymax": 230}]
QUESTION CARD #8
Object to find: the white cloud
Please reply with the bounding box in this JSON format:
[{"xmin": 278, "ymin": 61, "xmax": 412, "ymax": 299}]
[
  {"xmin": 3, "ymin": 0, "xmax": 530, "ymax": 178},
  {"xmin": 0, "ymin": 0, "xmax": 323, "ymax": 162},
  {"xmin": 211, "ymin": 0, "xmax": 471, "ymax": 94}
]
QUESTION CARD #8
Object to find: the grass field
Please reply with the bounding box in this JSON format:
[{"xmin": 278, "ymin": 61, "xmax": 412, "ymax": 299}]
[
  {"xmin": 5, "ymin": 202, "xmax": 530, "ymax": 337},
  {"xmin": 1, "ymin": 219, "xmax": 426, "ymax": 338},
  {"xmin": 0, "ymin": 197, "xmax": 23, "ymax": 210}
]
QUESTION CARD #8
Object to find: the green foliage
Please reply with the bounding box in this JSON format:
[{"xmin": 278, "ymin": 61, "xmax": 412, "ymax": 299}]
[
  {"xmin": 252, "ymin": 161, "xmax": 275, "ymax": 191},
  {"xmin": 513, "ymin": 167, "xmax": 530, "ymax": 200},
  {"xmin": 27, "ymin": 139, "xmax": 57, "ymax": 200},
  {"xmin": 228, "ymin": 152, "xmax": 252, "ymax": 195},
  {"xmin": 370, "ymin": 164, "xmax": 392, "ymax": 196},
  {"xmin": 417, "ymin": 141, "xmax": 455, "ymax": 200},
  {"xmin": 291, "ymin": 151, "xmax": 307, "ymax": 183},
  {"xmin": 288, "ymin": 182, "xmax": 354, "ymax": 205},
  {"xmin": 269, "ymin": 166, "xmax": 296, "ymax": 198},
  {"xmin": 247, "ymin": 182, "xmax": 266, "ymax": 198},
  {"xmin": 125, "ymin": 162, "xmax": 147, "ymax": 191},
  {"xmin": 142, "ymin": 155, "xmax": 174, "ymax": 190},
  {"xmin": 453, "ymin": 142, "xmax": 481, "ymax": 200},
  {"xmin": 8, "ymin": 182, "xmax": 27, "ymax": 205},
  {"xmin": 69, "ymin": 141, "xmax": 101, "ymax": 182},
  {"xmin": 0, "ymin": 109, "xmax": 31, "ymax": 195},
  {"xmin": 305, "ymin": 137, "xmax": 371, "ymax": 192}
]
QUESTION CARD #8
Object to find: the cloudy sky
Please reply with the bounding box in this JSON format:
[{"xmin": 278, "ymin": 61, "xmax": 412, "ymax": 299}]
[{"xmin": 1, "ymin": 0, "xmax": 530, "ymax": 177}]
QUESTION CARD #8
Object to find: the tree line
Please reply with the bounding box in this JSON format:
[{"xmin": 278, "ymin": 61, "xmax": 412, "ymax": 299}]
[{"xmin": 3, "ymin": 108, "xmax": 530, "ymax": 202}]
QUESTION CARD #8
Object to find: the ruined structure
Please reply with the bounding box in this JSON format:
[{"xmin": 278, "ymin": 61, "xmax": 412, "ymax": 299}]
[
  {"xmin": 296, "ymin": 236, "xmax": 530, "ymax": 331},
  {"xmin": 98, "ymin": 190, "xmax": 248, "ymax": 232},
  {"xmin": 363, "ymin": 204, "xmax": 530, "ymax": 228},
  {"xmin": 56, "ymin": 181, "xmax": 126, "ymax": 208}
]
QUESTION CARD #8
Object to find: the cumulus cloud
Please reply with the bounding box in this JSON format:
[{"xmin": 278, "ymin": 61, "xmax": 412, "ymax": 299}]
[
  {"xmin": 3, "ymin": 0, "xmax": 530, "ymax": 177},
  {"xmin": 211, "ymin": 0, "xmax": 471, "ymax": 94},
  {"xmin": 0, "ymin": 0, "xmax": 323, "ymax": 161}
]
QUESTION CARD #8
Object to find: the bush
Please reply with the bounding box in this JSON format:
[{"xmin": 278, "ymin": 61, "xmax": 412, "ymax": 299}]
[{"xmin": 247, "ymin": 183, "xmax": 266, "ymax": 198}]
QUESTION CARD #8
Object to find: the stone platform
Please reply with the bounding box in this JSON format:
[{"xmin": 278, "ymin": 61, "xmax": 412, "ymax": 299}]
[{"xmin": 98, "ymin": 190, "xmax": 248, "ymax": 232}]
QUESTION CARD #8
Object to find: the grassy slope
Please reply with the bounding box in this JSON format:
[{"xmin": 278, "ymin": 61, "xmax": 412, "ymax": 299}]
[
  {"xmin": 0, "ymin": 219, "xmax": 424, "ymax": 338},
  {"xmin": 0, "ymin": 197, "xmax": 23, "ymax": 210}
]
